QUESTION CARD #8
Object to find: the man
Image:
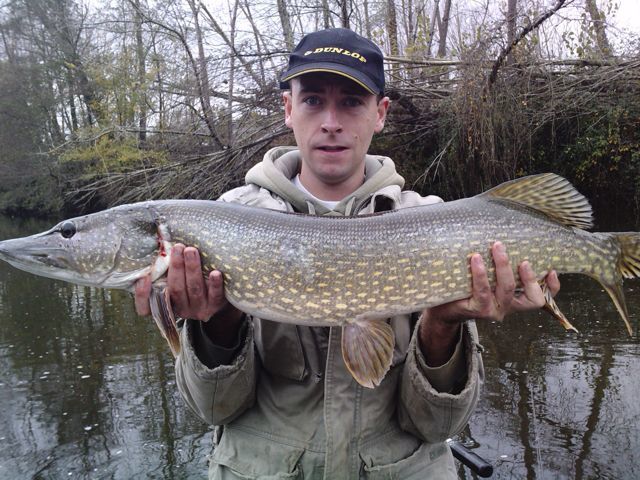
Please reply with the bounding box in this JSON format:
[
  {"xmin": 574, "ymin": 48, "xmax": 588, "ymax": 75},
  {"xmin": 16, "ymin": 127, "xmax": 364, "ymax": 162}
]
[{"xmin": 135, "ymin": 28, "xmax": 559, "ymax": 479}]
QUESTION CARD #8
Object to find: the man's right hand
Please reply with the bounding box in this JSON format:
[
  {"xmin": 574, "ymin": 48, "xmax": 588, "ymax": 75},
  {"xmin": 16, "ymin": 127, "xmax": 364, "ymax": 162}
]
[{"xmin": 134, "ymin": 244, "xmax": 244, "ymax": 346}]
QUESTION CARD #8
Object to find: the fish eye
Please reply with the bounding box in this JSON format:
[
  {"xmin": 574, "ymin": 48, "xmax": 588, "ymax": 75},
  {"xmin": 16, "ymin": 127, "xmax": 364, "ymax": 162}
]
[{"xmin": 59, "ymin": 221, "xmax": 76, "ymax": 239}]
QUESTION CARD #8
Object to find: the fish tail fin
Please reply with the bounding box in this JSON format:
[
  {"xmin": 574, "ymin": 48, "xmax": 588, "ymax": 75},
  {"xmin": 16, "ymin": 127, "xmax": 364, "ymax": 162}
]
[
  {"xmin": 341, "ymin": 318, "xmax": 395, "ymax": 388},
  {"xmin": 540, "ymin": 280, "xmax": 579, "ymax": 333},
  {"xmin": 149, "ymin": 284, "xmax": 182, "ymax": 357},
  {"xmin": 594, "ymin": 232, "xmax": 640, "ymax": 337},
  {"xmin": 616, "ymin": 233, "xmax": 640, "ymax": 280}
]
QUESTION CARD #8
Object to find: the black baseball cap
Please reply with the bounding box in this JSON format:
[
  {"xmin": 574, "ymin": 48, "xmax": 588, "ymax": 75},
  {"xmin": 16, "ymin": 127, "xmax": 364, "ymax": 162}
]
[{"xmin": 280, "ymin": 28, "xmax": 385, "ymax": 95}]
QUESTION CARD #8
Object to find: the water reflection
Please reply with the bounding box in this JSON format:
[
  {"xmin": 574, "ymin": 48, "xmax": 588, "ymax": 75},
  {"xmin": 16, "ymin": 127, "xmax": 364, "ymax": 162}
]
[
  {"xmin": 463, "ymin": 275, "xmax": 640, "ymax": 480},
  {"xmin": 1, "ymin": 214, "xmax": 639, "ymax": 479},
  {"xmin": 0, "ymin": 215, "xmax": 212, "ymax": 479}
]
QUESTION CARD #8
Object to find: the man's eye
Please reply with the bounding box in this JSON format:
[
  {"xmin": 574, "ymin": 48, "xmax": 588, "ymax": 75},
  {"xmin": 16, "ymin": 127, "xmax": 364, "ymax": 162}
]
[
  {"xmin": 344, "ymin": 97, "xmax": 364, "ymax": 107},
  {"xmin": 303, "ymin": 96, "xmax": 322, "ymax": 106}
]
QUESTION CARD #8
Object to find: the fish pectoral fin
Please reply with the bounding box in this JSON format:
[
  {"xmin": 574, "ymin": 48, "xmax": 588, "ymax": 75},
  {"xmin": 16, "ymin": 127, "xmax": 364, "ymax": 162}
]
[
  {"xmin": 540, "ymin": 280, "xmax": 578, "ymax": 333},
  {"xmin": 149, "ymin": 284, "xmax": 182, "ymax": 357},
  {"xmin": 341, "ymin": 318, "xmax": 395, "ymax": 389}
]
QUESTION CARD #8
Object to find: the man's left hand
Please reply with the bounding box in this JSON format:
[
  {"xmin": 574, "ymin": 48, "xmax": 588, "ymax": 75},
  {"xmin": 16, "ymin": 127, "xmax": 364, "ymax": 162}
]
[{"xmin": 418, "ymin": 241, "xmax": 560, "ymax": 366}]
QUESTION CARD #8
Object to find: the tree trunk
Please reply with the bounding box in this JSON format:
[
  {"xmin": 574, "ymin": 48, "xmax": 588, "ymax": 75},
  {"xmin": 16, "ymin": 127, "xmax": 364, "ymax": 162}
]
[
  {"xmin": 386, "ymin": 0, "xmax": 400, "ymax": 58},
  {"xmin": 339, "ymin": 0, "xmax": 350, "ymax": 28},
  {"xmin": 227, "ymin": 0, "xmax": 239, "ymax": 144},
  {"xmin": 506, "ymin": 0, "xmax": 517, "ymax": 65},
  {"xmin": 133, "ymin": 0, "xmax": 147, "ymax": 144},
  {"xmin": 363, "ymin": 0, "xmax": 371, "ymax": 38},
  {"xmin": 436, "ymin": 0, "xmax": 451, "ymax": 57},
  {"xmin": 277, "ymin": 0, "xmax": 294, "ymax": 51},
  {"xmin": 427, "ymin": 0, "xmax": 439, "ymax": 57},
  {"xmin": 151, "ymin": 36, "xmax": 164, "ymax": 137},
  {"xmin": 241, "ymin": 0, "xmax": 267, "ymax": 87},
  {"xmin": 187, "ymin": 1, "xmax": 216, "ymax": 138},
  {"xmin": 321, "ymin": 0, "xmax": 332, "ymax": 29},
  {"xmin": 585, "ymin": 0, "xmax": 612, "ymax": 57}
]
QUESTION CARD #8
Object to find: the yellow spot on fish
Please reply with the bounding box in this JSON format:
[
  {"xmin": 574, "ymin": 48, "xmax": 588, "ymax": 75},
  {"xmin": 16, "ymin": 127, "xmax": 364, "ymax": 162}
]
[
  {"xmin": 336, "ymin": 304, "xmax": 348, "ymax": 309},
  {"xmin": 306, "ymin": 302, "xmax": 320, "ymax": 309}
]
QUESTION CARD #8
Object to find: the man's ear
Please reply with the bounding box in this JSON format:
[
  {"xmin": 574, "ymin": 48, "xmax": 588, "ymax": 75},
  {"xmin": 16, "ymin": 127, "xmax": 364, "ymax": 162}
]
[
  {"xmin": 283, "ymin": 91, "xmax": 293, "ymax": 128},
  {"xmin": 374, "ymin": 96, "xmax": 390, "ymax": 133}
]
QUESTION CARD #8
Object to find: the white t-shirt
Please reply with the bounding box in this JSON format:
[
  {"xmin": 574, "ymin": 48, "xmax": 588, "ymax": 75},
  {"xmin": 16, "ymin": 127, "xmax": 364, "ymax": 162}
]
[{"xmin": 291, "ymin": 174, "xmax": 340, "ymax": 211}]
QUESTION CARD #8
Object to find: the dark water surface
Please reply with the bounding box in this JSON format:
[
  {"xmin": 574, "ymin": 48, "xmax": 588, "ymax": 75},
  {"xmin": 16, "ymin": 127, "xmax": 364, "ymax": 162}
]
[{"xmin": 0, "ymin": 214, "xmax": 638, "ymax": 479}]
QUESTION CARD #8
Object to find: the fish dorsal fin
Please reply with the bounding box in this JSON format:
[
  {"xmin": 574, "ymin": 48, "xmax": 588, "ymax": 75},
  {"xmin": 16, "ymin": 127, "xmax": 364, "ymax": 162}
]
[{"xmin": 480, "ymin": 173, "xmax": 593, "ymax": 229}]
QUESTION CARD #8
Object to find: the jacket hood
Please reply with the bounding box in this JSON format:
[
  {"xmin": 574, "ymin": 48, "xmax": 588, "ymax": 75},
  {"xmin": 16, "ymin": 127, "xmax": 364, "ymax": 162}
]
[{"xmin": 245, "ymin": 146, "xmax": 405, "ymax": 215}]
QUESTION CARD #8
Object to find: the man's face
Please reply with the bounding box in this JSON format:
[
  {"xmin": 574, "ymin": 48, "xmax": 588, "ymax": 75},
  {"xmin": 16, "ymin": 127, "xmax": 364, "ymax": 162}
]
[{"xmin": 283, "ymin": 73, "xmax": 389, "ymax": 190}]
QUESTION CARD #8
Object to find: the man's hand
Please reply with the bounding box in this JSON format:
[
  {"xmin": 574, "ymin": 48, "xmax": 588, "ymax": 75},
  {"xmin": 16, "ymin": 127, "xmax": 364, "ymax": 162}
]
[
  {"xmin": 134, "ymin": 244, "xmax": 243, "ymax": 347},
  {"xmin": 419, "ymin": 241, "xmax": 560, "ymax": 366}
]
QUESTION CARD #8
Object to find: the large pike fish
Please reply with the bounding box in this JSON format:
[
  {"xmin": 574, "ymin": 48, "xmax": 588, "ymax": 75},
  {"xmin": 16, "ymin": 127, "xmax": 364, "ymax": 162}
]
[{"xmin": 0, "ymin": 174, "xmax": 638, "ymax": 388}]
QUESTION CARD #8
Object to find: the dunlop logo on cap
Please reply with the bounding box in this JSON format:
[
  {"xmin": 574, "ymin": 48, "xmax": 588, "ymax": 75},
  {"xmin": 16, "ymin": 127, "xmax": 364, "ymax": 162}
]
[{"xmin": 304, "ymin": 47, "xmax": 367, "ymax": 63}]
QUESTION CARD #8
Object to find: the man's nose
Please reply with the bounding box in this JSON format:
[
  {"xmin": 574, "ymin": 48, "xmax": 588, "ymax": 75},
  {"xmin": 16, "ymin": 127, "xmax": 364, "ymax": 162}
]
[{"xmin": 321, "ymin": 105, "xmax": 342, "ymax": 133}]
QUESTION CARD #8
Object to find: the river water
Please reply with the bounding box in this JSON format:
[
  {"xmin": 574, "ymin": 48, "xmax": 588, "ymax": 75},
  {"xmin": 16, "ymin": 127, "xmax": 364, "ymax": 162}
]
[{"xmin": 0, "ymin": 213, "xmax": 638, "ymax": 479}]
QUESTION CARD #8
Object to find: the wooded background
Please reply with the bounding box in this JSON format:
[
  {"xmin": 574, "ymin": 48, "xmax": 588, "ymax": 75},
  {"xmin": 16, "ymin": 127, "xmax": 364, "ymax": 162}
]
[{"xmin": 0, "ymin": 0, "xmax": 638, "ymax": 218}]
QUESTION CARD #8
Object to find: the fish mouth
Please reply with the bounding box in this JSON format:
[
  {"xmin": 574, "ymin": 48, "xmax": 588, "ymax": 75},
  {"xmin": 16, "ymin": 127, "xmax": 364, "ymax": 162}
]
[
  {"xmin": 0, "ymin": 239, "xmax": 77, "ymax": 279},
  {"xmin": 0, "ymin": 241, "xmax": 67, "ymax": 269}
]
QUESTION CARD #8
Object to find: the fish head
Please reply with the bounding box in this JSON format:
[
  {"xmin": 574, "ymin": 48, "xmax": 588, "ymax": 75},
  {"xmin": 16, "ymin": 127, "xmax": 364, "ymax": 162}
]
[{"xmin": 0, "ymin": 203, "xmax": 166, "ymax": 290}]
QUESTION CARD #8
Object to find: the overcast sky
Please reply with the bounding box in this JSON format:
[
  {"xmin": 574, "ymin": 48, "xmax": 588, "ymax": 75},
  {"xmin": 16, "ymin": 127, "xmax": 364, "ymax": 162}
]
[{"xmin": 612, "ymin": 0, "xmax": 640, "ymax": 32}]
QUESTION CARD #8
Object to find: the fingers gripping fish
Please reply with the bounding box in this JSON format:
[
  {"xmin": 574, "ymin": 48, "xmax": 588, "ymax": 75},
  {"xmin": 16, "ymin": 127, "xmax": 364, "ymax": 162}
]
[{"xmin": 0, "ymin": 174, "xmax": 638, "ymax": 388}]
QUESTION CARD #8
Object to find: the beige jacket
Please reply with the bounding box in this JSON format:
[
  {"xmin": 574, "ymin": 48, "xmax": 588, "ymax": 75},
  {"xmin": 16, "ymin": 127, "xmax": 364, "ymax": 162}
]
[{"xmin": 175, "ymin": 147, "xmax": 485, "ymax": 479}]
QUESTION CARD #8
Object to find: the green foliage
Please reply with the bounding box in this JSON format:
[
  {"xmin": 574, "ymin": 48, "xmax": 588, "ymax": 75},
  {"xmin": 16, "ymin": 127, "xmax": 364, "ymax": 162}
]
[
  {"xmin": 0, "ymin": 175, "xmax": 63, "ymax": 217},
  {"xmin": 562, "ymin": 107, "xmax": 640, "ymax": 200},
  {"xmin": 59, "ymin": 135, "xmax": 168, "ymax": 178}
]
